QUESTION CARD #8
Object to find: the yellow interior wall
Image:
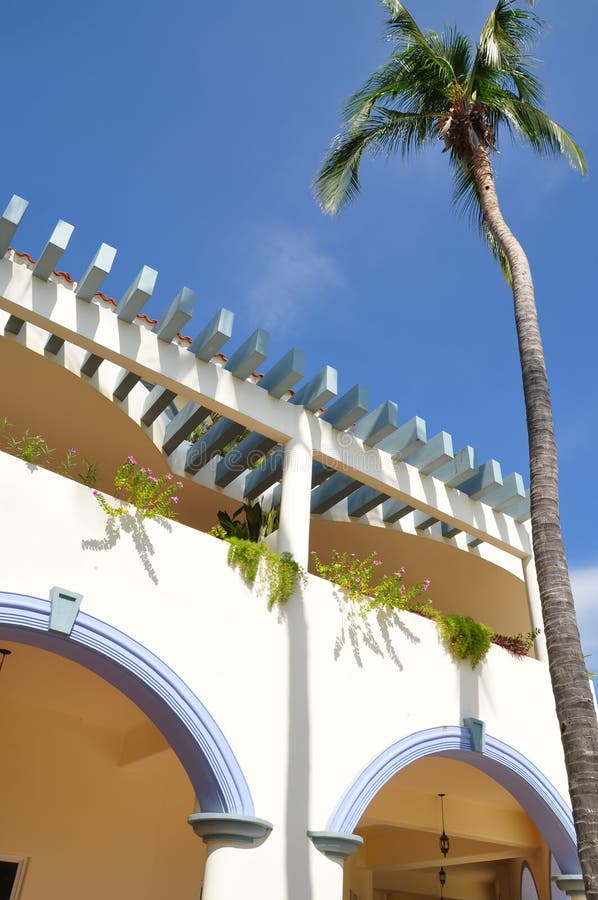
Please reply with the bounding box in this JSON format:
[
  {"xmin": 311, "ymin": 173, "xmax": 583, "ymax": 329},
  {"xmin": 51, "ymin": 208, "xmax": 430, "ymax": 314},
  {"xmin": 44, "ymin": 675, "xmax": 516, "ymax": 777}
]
[{"xmin": 0, "ymin": 643, "xmax": 204, "ymax": 900}]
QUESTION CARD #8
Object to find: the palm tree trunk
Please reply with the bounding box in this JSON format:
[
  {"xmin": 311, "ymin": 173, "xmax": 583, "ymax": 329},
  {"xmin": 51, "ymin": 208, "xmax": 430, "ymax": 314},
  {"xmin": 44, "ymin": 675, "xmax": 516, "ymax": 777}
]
[{"xmin": 470, "ymin": 145, "xmax": 598, "ymax": 897}]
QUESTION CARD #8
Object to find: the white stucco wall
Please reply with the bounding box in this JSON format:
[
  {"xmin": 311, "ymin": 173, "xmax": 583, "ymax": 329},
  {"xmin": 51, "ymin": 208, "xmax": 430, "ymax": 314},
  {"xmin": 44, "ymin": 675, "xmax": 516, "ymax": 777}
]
[{"xmin": 0, "ymin": 451, "xmax": 570, "ymax": 899}]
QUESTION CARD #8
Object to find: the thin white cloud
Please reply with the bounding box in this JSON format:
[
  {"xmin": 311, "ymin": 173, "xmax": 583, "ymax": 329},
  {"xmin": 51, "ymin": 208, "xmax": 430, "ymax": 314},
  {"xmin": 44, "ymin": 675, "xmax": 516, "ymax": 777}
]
[
  {"xmin": 244, "ymin": 225, "xmax": 343, "ymax": 333},
  {"xmin": 571, "ymin": 565, "xmax": 598, "ymax": 666}
]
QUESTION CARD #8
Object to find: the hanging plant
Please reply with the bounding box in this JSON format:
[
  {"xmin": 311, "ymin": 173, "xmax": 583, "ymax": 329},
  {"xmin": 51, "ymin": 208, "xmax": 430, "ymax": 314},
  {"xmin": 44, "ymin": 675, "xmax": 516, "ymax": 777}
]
[
  {"xmin": 226, "ymin": 537, "xmax": 304, "ymax": 607},
  {"xmin": 437, "ymin": 615, "xmax": 493, "ymax": 669}
]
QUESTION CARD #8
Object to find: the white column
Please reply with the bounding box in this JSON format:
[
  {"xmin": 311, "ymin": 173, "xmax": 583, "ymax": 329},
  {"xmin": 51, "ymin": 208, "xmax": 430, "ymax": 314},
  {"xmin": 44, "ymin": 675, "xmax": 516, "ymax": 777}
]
[
  {"xmin": 522, "ymin": 554, "xmax": 548, "ymax": 662},
  {"xmin": 278, "ymin": 413, "xmax": 313, "ymax": 569},
  {"xmin": 308, "ymin": 831, "xmax": 364, "ymax": 900},
  {"xmin": 189, "ymin": 813, "xmax": 273, "ymax": 900}
]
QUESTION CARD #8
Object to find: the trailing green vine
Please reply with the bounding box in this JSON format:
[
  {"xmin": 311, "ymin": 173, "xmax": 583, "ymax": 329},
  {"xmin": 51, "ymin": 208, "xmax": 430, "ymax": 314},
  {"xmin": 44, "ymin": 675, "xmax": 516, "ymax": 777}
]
[
  {"xmin": 94, "ymin": 456, "xmax": 183, "ymax": 520},
  {"xmin": 312, "ymin": 549, "xmax": 540, "ymax": 669},
  {"xmin": 226, "ymin": 537, "xmax": 305, "ymax": 607}
]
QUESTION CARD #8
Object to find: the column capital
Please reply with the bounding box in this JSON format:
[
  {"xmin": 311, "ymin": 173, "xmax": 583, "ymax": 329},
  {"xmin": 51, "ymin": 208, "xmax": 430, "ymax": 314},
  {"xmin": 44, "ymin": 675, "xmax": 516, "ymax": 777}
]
[
  {"xmin": 188, "ymin": 813, "xmax": 273, "ymax": 847},
  {"xmin": 553, "ymin": 875, "xmax": 586, "ymax": 899},
  {"xmin": 307, "ymin": 830, "xmax": 363, "ymax": 861}
]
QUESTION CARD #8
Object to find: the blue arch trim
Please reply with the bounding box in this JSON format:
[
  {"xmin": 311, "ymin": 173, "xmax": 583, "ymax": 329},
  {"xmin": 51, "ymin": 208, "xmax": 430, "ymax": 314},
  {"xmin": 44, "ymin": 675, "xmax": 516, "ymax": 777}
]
[
  {"xmin": 328, "ymin": 725, "xmax": 578, "ymax": 873},
  {"xmin": 0, "ymin": 591, "xmax": 254, "ymax": 816}
]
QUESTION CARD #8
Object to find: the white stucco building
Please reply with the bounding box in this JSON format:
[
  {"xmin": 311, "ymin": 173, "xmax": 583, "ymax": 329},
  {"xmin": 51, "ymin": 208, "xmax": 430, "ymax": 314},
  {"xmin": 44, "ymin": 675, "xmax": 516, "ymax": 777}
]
[{"xmin": 0, "ymin": 195, "xmax": 585, "ymax": 900}]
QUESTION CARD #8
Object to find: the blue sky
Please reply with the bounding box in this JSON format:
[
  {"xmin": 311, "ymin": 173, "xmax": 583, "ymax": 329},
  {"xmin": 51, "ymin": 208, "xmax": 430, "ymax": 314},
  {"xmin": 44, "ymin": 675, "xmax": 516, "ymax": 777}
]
[{"xmin": 4, "ymin": 0, "xmax": 597, "ymax": 655}]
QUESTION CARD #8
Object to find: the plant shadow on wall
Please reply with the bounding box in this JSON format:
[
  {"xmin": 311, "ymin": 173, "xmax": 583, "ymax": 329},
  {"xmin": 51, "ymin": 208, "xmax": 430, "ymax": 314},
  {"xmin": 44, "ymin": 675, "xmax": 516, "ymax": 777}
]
[
  {"xmin": 312, "ymin": 551, "xmax": 540, "ymax": 670},
  {"xmin": 82, "ymin": 457, "xmax": 180, "ymax": 585}
]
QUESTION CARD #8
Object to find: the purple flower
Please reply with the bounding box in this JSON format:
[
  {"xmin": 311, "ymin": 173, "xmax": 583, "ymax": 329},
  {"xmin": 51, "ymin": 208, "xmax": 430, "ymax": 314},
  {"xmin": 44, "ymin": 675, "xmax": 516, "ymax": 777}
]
[
  {"xmin": 92, "ymin": 489, "xmax": 98, "ymax": 496},
  {"xmin": 167, "ymin": 473, "xmax": 173, "ymax": 481},
  {"xmin": 374, "ymin": 559, "xmax": 381, "ymax": 566},
  {"xmin": 400, "ymin": 566, "xmax": 406, "ymax": 574},
  {"xmin": 355, "ymin": 577, "xmax": 361, "ymax": 583},
  {"xmin": 128, "ymin": 455, "xmax": 137, "ymax": 464},
  {"xmin": 141, "ymin": 467, "xmax": 146, "ymax": 474},
  {"xmin": 172, "ymin": 496, "xmax": 179, "ymax": 504},
  {"xmin": 70, "ymin": 447, "xmax": 77, "ymax": 454},
  {"xmin": 176, "ymin": 481, "xmax": 183, "ymax": 488}
]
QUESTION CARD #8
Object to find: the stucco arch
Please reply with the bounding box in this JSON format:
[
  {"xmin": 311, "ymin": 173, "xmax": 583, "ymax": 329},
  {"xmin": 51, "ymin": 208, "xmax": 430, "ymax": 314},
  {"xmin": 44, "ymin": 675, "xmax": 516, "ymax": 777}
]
[
  {"xmin": 328, "ymin": 725, "xmax": 578, "ymax": 873},
  {"xmin": 0, "ymin": 590, "xmax": 253, "ymax": 816}
]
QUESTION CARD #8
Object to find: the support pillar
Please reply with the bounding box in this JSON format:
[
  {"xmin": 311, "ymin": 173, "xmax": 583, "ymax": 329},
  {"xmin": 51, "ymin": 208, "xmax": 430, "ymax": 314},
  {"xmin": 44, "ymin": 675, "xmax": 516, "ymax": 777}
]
[
  {"xmin": 553, "ymin": 875, "xmax": 586, "ymax": 899},
  {"xmin": 522, "ymin": 554, "xmax": 548, "ymax": 662},
  {"xmin": 189, "ymin": 813, "xmax": 273, "ymax": 900},
  {"xmin": 278, "ymin": 415, "xmax": 313, "ymax": 569},
  {"xmin": 308, "ymin": 830, "xmax": 364, "ymax": 900}
]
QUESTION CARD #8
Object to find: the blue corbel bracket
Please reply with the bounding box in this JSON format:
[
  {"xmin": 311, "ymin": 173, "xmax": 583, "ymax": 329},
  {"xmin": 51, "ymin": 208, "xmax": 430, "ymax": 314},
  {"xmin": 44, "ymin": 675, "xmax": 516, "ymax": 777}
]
[
  {"xmin": 463, "ymin": 717, "xmax": 486, "ymax": 753},
  {"xmin": 48, "ymin": 586, "xmax": 83, "ymax": 636},
  {"xmin": 307, "ymin": 830, "xmax": 364, "ymax": 861},
  {"xmin": 188, "ymin": 813, "xmax": 272, "ymax": 847},
  {"xmin": 553, "ymin": 875, "xmax": 586, "ymax": 898}
]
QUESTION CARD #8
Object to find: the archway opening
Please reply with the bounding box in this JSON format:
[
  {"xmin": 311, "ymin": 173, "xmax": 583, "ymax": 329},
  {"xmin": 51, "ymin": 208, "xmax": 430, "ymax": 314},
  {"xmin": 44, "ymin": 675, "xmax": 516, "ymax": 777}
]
[
  {"xmin": 344, "ymin": 756, "xmax": 556, "ymax": 900},
  {"xmin": 0, "ymin": 640, "xmax": 205, "ymax": 900}
]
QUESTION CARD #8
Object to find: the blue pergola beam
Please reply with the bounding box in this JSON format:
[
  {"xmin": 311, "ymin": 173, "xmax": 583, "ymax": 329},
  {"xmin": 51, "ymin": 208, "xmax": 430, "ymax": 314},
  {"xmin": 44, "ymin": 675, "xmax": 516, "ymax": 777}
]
[
  {"xmin": 141, "ymin": 385, "xmax": 177, "ymax": 427},
  {"xmin": 291, "ymin": 366, "xmax": 337, "ymax": 412},
  {"xmin": 0, "ymin": 195, "xmax": 28, "ymax": 257},
  {"xmin": 440, "ymin": 458, "xmax": 504, "ymax": 539},
  {"xmin": 258, "ymin": 348, "xmax": 305, "ymax": 398},
  {"xmin": 382, "ymin": 498, "xmax": 414, "ymax": 524},
  {"xmin": 113, "ymin": 370, "xmax": 141, "ymax": 402},
  {"xmin": 483, "ymin": 472, "xmax": 526, "ymax": 512},
  {"xmin": 45, "ymin": 334, "xmax": 64, "ymax": 355},
  {"xmin": 310, "ymin": 401, "xmax": 399, "ymax": 514},
  {"xmin": 458, "ymin": 459, "xmax": 503, "ymax": 500},
  {"xmin": 153, "ymin": 287, "xmax": 195, "ymax": 342},
  {"xmin": 244, "ymin": 446, "xmax": 284, "ymax": 501},
  {"xmin": 502, "ymin": 490, "xmax": 531, "ymax": 522},
  {"xmin": 412, "ymin": 447, "xmax": 478, "ymax": 531},
  {"xmin": 186, "ymin": 416, "xmax": 246, "ymax": 474},
  {"xmin": 115, "ymin": 265, "xmax": 158, "ymax": 322},
  {"xmin": 215, "ymin": 431, "xmax": 277, "ymax": 488},
  {"xmin": 32, "ymin": 220, "xmax": 74, "ymax": 281},
  {"xmin": 162, "ymin": 400, "xmax": 211, "ymax": 456},
  {"xmin": 224, "ymin": 328, "xmax": 269, "ymax": 380},
  {"xmin": 187, "ymin": 348, "xmax": 306, "ymax": 475},
  {"xmin": 76, "ymin": 243, "xmax": 117, "ymax": 302},
  {"xmin": 81, "ymin": 353, "xmax": 103, "ymax": 378},
  {"xmin": 320, "ymin": 384, "xmax": 368, "ymax": 431},
  {"xmin": 348, "ymin": 417, "xmax": 428, "ymax": 517},
  {"xmin": 5, "ymin": 315, "xmax": 24, "ymax": 335},
  {"xmin": 188, "ymin": 307, "xmax": 234, "ymax": 361}
]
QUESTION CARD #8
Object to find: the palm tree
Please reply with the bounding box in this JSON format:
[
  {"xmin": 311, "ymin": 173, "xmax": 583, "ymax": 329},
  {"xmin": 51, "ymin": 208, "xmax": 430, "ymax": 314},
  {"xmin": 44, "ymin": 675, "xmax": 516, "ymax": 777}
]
[{"xmin": 314, "ymin": 1, "xmax": 598, "ymax": 894}]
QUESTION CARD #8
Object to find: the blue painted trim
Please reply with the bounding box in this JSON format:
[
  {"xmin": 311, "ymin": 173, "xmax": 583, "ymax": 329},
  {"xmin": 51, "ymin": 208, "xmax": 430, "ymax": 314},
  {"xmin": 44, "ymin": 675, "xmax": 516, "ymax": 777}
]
[
  {"xmin": 0, "ymin": 591, "xmax": 254, "ymax": 817},
  {"xmin": 162, "ymin": 400, "xmax": 211, "ymax": 456},
  {"xmin": 327, "ymin": 726, "xmax": 577, "ymax": 872}
]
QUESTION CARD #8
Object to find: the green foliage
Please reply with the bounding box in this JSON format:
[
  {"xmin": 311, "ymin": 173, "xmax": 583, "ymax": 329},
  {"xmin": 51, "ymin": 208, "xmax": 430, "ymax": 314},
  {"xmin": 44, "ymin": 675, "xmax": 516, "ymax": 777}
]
[
  {"xmin": 94, "ymin": 456, "xmax": 184, "ymax": 520},
  {"xmin": 226, "ymin": 537, "xmax": 305, "ymax": 608},
  {"xmin": 491, "ymin": 628, "xmax": 540, "ymax": 656},
  {"xmin": 212, "ymin": 502, "xmax": 279, "ymax": 543},
  {"xmin": 312, "ymin": 549, "xmax": 539, "ymax": 667},
  {"xmin": 4, "ymin": 426, "xmax": 54, "ymax": 464},
  {"xmin": 437, "ymin": 615, "xmax": 493, "ymax": 668},
  {"xmin": 314, "ymin": 0, "xmax": 586, "ymax": 273},
  {"xmin": 311, "ymin": 550, "xmax": 430, "ymax": 612}
]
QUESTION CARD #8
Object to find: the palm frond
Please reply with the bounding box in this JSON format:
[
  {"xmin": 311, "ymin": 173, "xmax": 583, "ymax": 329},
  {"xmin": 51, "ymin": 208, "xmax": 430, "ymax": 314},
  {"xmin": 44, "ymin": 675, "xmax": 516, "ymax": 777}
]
[
  {"xmin": 503, "ymin": 99, "xmax": 587, "ymax": 173},
  {"xmin": 479, "ymin": 0, "xmax": 543, "ymax": 67},
  {"xmin": 314, "ymin": 111, "xmax": 436, "ymax": 214}
]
